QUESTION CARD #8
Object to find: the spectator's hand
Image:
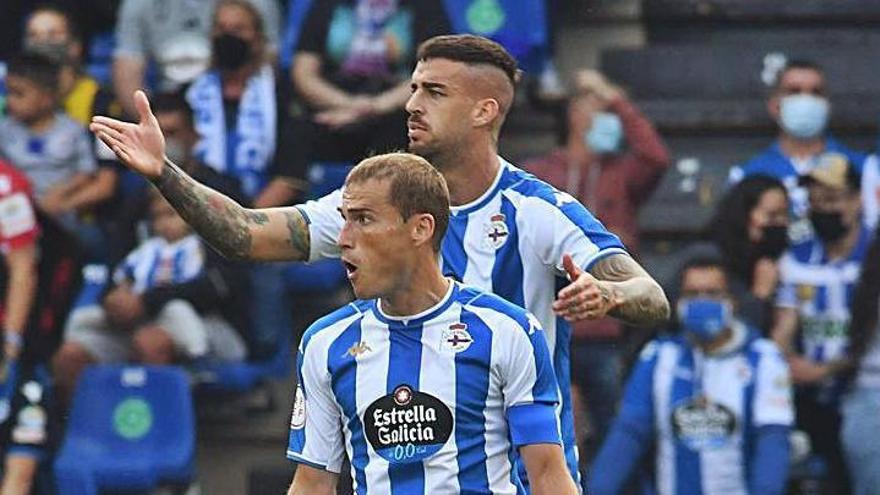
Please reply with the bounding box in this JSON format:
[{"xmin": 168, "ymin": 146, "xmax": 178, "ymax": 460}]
[
  {"xmin": 38, "ymin": 190, "xmax": 69, "ymax": 216},
  {"xmin": 574, "ymin": 70, "xmax": 622, "ymax": 104},
  {"xmin": 788, "ymin": 355, "xmax": 830, "ymax": 384},
  {"xmin": 752, "ymin": 258, "xmax": 780, "ymax": 300},
  {"xmin": 104, "ymin": 286, "xmax": 145, "ymax": 329},
  {"xmin": 90, "ymin": 90, "xmax": 166, "ymax": 180},
  {"xmin": 553, "ymin": 254, "xmax": 618, "ymax": 322},
  {"xmin": 314, "ymin": 97, "xmax": 375, "ymax": 129}
]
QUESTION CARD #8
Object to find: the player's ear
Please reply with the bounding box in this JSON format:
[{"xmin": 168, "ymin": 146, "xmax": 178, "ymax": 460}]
[
  {"xmin": 410, "ymin": 213, "xmax": 436, "ymax": 248},
  {"xmin": 472, "ymin": 98, "xmax": 500, "ymax": 128}
]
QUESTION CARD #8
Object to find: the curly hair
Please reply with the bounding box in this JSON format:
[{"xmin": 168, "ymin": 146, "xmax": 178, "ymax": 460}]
[{"xmin": 709, "ymin": 175, "xmax": 788, "ymax": 285}]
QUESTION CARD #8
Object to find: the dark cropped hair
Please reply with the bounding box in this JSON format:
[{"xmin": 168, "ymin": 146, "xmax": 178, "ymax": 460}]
[
  {"xmin": 773, "ymin": 58, "xmax": 824, "ymax": 91},
  {"xmin": 678, "ymin": 255, "xmax": 728, "ymax": 290},
  {"xmin": 27, "ymin": 4, "xmax": 81, "ymax": 41},
  {"xmin": 6, "ymin": 52, "xmax": 60, "ymax": 93},
  {"xmin": 417, "ymin": 34, "xmax": 519, "ymax": 88},
  {"xmin": 151, "ymin": 91, "xmax": 194, "ymax": 128},
  {"xmin": 710, "ymin": 175, "xmax": 788, "ymax": 284}
]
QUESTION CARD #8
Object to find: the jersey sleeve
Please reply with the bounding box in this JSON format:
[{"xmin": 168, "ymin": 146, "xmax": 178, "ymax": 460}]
[
  {"xmin": 295, "ymin": 189, "xmax": 343, "ymax": 262},
  {"xmin": 287, "ymin": 334, "xmax": 345, "ymax": 472},
  {"xmin": 75, "ymin": 129, "xmax": 98, "ymax": 174},
  {"xmin": 774, "ymin": 255, "xmax": 798, "ymax": 309},
  {"xmin": 0, "ymin": 190, "xmax": 38, "ymax": 253},
  {"xmin": 752, "ymin": 341, "xmax": 795, "ymax": 427},
  {"xmin": 502, "ymin": 313, "xmax": 561, "ymax": 447},
  {"xmin": 520, "ymin": 192, "xmax": 629, "ymax": 274}
]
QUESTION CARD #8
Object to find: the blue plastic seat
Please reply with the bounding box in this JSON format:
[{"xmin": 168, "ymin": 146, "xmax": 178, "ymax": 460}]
[
  {"xmin": 54, "ymin": 366, "xmax": 195, "ymax": 495},
  {"xmin": 85, "ymin": 31, "xmax": 116, "ymax": 86},
  {"xmin": 279, "ymin": 0, "xmax": 316, "ymax": 70}
]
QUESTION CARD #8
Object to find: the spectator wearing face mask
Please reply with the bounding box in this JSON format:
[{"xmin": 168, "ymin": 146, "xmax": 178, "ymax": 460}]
[
  {"xmin": 772, "ymin": 152, "xmax": 869, "ymax": 494},
  {"xmin": 524, "ymin": 69, "xmax": 671, "ymax": 468},
  {"xmin": 711, "ymin": 176, "xmax": 791, "ymax": 331},
  {"xmin": 186, "ymin": 0, "xmax": 307, "ymax": 208},
  {"xmin": 590, "ymin": 256, "xmax": 794, "ymax": 495},
  {"xmin": 728, "ymin": 60, "xmax": 866, "ymax": 231},
  {"xmin": 112, "ymin": 0, "xmax": 280, "ymax": 117}
]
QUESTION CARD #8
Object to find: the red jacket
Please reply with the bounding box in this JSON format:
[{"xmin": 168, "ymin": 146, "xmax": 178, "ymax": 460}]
[{"xmin": 524, "ymin": 96, "xmax": 670, "ymax": 340}]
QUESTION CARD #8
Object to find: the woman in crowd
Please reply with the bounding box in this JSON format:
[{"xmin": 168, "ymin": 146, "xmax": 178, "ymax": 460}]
[{"xmin": 711, "ymin": 175, "xmax": 790, "ymax": 330}]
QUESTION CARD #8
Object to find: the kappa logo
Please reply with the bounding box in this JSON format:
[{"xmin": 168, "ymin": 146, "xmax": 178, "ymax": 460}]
[
  {"xmin": 345, "ymin": 341, "xmax": 372, "ymax": 358},
  {"xmin": 442, "ymin": 323, "xmax": 473, "ymax": 353},
  {"xmin": 484, "ymin": 213, "xmax": 509, "ymax": 249}
]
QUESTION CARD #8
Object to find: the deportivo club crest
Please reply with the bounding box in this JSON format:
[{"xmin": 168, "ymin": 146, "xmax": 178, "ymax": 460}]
[
  {"xmin": 484, "ymin": 213, "xmax": 509, "ymax": 249},
  {"xmin": 442, "ymin": 323, "xmax": 473, "ymax": 353}
]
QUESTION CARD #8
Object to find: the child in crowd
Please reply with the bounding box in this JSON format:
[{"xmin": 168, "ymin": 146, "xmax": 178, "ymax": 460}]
[
  {"xmin": 0, "ymin": 53, "xmax": 112, "ymax": 253},
  {"xmin": 59, "ymin": 191, "xmax": 247, "ymax": 372}
]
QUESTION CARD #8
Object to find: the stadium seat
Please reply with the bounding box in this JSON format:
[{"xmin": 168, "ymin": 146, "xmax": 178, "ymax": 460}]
[
  {"xmin": 54, "ymin": 365, "xmax": 195, "ymax": 495},
  {"xmin": 643, "ymin": 0, "xmax": 880, "ymax": 24},
  {"xmin": 443, "ymin": 0, "xmax": 550, "ymax": 73},
  {"xmin": 85, "ymin": 30, "xmax": 116, "ymax": 86}
]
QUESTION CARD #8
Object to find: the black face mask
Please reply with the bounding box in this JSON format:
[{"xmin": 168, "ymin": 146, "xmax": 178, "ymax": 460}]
[
  {"xmin": 212, "ymin": 33, "xmax": 251, "ymax": 71},
  {"xmin": 810, "ymin": 210, "xmax": 849, "ymax": 243},
  {"xmin": 755, "ymin": 224, "xmax": 789, "ymax": 259}
]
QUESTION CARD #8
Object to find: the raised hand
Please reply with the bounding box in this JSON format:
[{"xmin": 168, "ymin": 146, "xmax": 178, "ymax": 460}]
[
  {"xmin": 90, "ymin": 90, "xmax": 166, "ymax": 179},
  {"xmin": 552, "ymin": 253, "xmax": 619, "ymax": 322}
]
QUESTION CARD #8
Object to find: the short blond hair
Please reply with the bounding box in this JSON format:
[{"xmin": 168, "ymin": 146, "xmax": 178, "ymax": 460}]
[{"xmin": 345, "ymin": 153, "xmax": 450, "ymax": 252}]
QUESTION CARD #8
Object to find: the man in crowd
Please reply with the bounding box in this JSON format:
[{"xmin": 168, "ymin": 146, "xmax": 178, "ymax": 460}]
[
  {"xmin": 772, "ymin": 152, "xmax": 870, "ymax": 493},
  {"xmin": 525, "ymin": 68, "xmax": 670, "ymax": 464},
  {"xmin": 287, "ymin": 152, "xmax": 578, "ymax": 494},
  {"xmin": 728, "ymin": 60, "xmax": 865, "ymax": 234},
  {"xmin": 91, "ymin": 34, "xmax": 670, "ymax": 485},
  {"xmin": 591, "ymin": 256, "xmax": 793, "ymax": 495}
]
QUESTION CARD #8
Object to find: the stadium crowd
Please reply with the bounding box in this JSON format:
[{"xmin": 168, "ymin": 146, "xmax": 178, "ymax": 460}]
[{"xmin": 0, "ymin": 1, "xmax": 878, "ymax": 494}]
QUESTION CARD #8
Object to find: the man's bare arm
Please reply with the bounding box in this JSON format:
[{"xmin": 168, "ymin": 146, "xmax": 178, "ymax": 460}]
[
  {"xmin": 590, "ymin": 254, "xmax": 670, "ymax": 326},
  {"xmin": 90, "ymin": 90, "xmax": 311, "ymax": 262},
  {"xmin": 287, "ymin": 465, "xmax": 337, "ymax": 495},
  {"xmin": 520, "ymin": 444, "xmax": 579, "ymax": 495},
  {"xmin": 154, "ymin": 159, "xmax": 310, "ymax": 262}
]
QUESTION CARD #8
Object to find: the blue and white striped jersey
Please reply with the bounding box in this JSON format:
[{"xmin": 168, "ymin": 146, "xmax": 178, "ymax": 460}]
[
  {"xmin": 112, "ymin": 234, "xmax": 204, "ymax": 294},
  {"xmin": 776, "ymin": 225, "xmax": 871, "ymax": 365},
  {"xmin": 618, "ymin": 325, "xmax": 794, "ymax": 495},
  {"xmin": 287, "ymin": 281, "xmax": 562, "ymax": 494},
  {"xmin": 297, "ymin": 158, "xmax": 627, "ymax": 479}
]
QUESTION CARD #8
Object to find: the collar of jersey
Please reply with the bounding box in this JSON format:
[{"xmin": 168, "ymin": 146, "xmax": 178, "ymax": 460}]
[
  {"xmin": 374, "ymin": 279, "xmax": 458, "ymax": 327},
  {"xmin": 449, "ymin": 156, "xmax": 508, "ymax": 217}
]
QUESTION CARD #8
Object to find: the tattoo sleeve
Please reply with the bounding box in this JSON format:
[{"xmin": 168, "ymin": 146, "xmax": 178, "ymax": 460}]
[
  {"xmin": 152, "ymin": 158, "xmax": 310, "ymax": 261},
  {"xmin": 590, "ymin": 254, "xmax": 671, "ymax": 326}
]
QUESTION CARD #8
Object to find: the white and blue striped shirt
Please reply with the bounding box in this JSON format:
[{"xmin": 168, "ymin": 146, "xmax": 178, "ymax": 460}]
[
  {"xmin": 112, "ymin": 234, "xmax": 204, "ymax": 294},
  {"xmin": 297, "ymin": 158, "xmax": 628, "ymax": 479},
  {"xmin": 287, "ymin": 281, "xmax": 561, "ymax": 494},
  {"xmin": 597, "ymin": 324, "xmax": 793, "ymax": 495}
]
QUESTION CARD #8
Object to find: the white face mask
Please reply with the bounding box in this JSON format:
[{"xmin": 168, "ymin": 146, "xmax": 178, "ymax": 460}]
[{"xmin": 779, "ymin": 94, "xmax": 829, "ymax": 139}]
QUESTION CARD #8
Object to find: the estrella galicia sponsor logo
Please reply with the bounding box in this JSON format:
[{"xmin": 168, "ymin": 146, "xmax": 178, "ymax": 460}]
[
  {"xmin": 364, "ymin": 384, "xmax": 453, "ymax": 464},
  {"xmin": 671, "ymin": 396, "xmax": 736, "ymax": 451}
]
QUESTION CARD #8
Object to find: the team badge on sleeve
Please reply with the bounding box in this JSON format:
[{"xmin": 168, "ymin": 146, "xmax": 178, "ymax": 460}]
[
  {"xmin": 290, "ymin": 385, "xmax": 306, "ymax": 430},
  {"xmin": 442, "ymin": 323, "xmax": 473, "ymax": 353},
  {"xmin": 484, "ymin": 213, "xmax": 509, "ymax": 249}
]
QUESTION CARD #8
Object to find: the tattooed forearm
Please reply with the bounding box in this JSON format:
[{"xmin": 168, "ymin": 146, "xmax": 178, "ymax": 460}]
[
  {"xmin": 151, "ymin": 158, "xmax": 311, "ymax": 261},
  {"xmin": 285, "ymin": 210, "xmax": 309, "ymax": 258},
  {"xmin": 590, "ymin": 254, "xmax": 671, "ymax": 326}
]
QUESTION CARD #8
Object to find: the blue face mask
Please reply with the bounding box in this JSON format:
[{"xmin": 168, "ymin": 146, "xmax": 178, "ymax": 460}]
[
  {"xmin": 677, "ymin": 298, "xmax": 733, "ymax": 342},
  {"xmin": 585, "ymin": 112, "xmax": 623, "ymax": 155},
  {"xmin": 779, "ymin": 94, "xmax": 829, "ymax": 139}
]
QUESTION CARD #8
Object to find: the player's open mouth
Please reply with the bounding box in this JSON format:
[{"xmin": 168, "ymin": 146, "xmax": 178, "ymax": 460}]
[{"xmin": 343, "ymin": 261, "xmax": 358, "ymax": 277}]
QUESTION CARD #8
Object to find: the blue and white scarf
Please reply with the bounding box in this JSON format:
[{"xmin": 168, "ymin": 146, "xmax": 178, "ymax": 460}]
[{"xmin": 186, "ymin": 65, "xmax": 277, "ymax": 199}]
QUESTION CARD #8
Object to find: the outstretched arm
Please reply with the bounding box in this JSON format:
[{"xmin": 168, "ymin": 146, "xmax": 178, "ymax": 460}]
[
  {"xmin": 90, "ymin": 91, "xmax": 311, "ymax": 262},
  {"xmin": 554, "ymin": 253, "xmax": 670, "ymax": 327}
]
